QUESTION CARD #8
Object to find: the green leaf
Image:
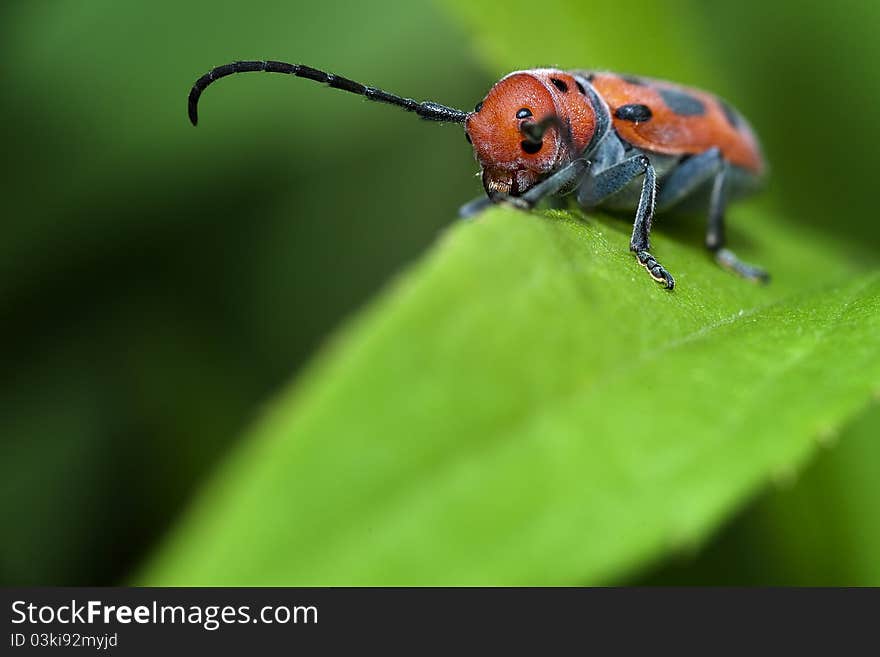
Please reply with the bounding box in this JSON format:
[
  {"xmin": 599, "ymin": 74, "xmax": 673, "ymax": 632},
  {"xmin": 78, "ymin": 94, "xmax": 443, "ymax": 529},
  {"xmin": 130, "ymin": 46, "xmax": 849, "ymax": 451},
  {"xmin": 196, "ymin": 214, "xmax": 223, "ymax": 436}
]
[
  {"xmin": 140, "ymin": 206, "xmax": 880, "ymax": 585},
  {"xmin": 640, "ymin": 401, "xmax": 880, "ymax": 585},
  {"xmin": 736, "ymin": 404, "xmax": 880, "ymax": 585}
]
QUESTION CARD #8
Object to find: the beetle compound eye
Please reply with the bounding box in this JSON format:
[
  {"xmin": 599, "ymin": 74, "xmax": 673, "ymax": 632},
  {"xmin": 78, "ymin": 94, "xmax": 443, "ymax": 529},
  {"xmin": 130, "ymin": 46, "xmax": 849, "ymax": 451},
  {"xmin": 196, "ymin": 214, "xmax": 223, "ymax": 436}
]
[
  {"xmin": 516, "ymin": 108, "xmax": 533, "ymax": 119},
  {"xmin": 550, "ymin": 78, "xmax": 568, "ymax": 92},
  {"xmin": 520, "ymin": 140, "xmax": 543, "ymax": 154}
]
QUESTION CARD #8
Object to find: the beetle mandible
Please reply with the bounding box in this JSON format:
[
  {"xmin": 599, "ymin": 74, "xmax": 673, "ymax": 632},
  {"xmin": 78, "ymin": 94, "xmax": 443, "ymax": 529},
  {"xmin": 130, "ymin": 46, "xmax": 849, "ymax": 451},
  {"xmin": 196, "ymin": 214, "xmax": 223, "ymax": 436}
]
[{"xmin": 188, "ymin": 61, "xmax": 770, "ymax": 290}]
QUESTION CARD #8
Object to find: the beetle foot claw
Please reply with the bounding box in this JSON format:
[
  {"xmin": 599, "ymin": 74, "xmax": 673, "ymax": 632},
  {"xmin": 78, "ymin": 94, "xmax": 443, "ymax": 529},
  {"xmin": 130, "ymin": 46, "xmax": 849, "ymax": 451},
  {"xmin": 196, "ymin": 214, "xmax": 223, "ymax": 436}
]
[
  {"xmin": 635, "ymin": 250, "xmax": 675, "ymax": 290},
  {"xmin": 715, "ymin": 248, "xmax": 770, "ymax": 283}
]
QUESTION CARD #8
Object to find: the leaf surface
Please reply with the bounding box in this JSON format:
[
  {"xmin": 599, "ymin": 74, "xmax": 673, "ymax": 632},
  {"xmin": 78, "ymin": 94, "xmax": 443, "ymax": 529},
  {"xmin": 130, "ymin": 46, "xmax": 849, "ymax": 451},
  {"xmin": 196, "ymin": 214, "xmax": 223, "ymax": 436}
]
[{"xmin": 142, "ymin": 207, "xmax": 880, "ymax": 584}]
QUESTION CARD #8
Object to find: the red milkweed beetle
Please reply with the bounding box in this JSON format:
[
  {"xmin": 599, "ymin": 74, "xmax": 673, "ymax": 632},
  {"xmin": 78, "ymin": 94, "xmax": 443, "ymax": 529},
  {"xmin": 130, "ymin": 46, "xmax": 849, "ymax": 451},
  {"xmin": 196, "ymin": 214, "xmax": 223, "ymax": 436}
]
[{"xmin": 189, "ymin": 61, "xmax": 770, "ymax": 290}]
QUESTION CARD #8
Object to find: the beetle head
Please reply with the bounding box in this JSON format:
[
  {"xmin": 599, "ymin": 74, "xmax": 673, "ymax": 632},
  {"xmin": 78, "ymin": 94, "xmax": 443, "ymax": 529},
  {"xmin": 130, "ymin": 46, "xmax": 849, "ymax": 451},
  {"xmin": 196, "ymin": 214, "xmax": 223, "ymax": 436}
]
[
  {"xmin": 465, "ymin": 73, "xmax": 561, "ymax": 196},
  {"xmin": 465, "ymin": 70, "xmax": 596, "ymax": 197}
]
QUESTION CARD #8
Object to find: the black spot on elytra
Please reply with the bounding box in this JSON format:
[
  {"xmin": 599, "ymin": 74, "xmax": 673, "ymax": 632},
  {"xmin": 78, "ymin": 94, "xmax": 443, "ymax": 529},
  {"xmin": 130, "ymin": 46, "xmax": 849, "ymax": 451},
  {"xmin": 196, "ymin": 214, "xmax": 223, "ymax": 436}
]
[
  {"xmin": 659, "ymin": 87, "xmax": 705, "ymax": 116},
  {"xmin": 621, "ymin": 74, "xmax": 646, "ymax": 86},
  {"xmin": 719, "ymin": 98, "xmax": 742, "ymax": 129},
  {"xmin": 575, "ymin": 80, "xmax": 586, "ymax": 94},
  {"xmin": 551, "ymin": 77, "xmax": 568, "ymax": 92},
  {"xmin": 615, "ymin": 104, "xmax": 653, "ymax": 122},
  {"xmin": 516, "ymin": 108, "xmax": 532, "ymax": 119}
]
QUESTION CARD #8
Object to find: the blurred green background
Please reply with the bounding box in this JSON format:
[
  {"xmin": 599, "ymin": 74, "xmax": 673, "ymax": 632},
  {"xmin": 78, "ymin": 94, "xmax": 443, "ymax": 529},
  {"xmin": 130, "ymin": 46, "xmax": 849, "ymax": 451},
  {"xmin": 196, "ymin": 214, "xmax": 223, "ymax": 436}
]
[{"xmin": 1, "ymin": 0, "xmax": 877, "ymax": 585}]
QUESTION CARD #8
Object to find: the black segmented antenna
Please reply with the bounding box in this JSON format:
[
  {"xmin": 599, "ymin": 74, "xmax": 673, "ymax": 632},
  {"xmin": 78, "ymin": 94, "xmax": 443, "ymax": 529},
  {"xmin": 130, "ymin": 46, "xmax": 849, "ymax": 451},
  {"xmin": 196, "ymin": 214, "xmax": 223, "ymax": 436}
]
[{"xmin": 188, "ymin": 60, "xmax": 469, "ymax": 126}]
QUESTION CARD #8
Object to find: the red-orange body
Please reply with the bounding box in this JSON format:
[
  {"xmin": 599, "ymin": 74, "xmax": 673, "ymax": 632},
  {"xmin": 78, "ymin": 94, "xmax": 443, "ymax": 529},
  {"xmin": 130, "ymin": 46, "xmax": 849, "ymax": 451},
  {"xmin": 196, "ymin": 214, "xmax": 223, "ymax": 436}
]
[
  {"xmin": 461, "ymin": 68, "xmax": 768, "ymax": 287},
  {"xmin": 466, "ymin": 68, "xmax": 764, "ymax": 197},
  {"xmin": 589, "ymin": 73, "xmax": 763, "ymax": 174}
]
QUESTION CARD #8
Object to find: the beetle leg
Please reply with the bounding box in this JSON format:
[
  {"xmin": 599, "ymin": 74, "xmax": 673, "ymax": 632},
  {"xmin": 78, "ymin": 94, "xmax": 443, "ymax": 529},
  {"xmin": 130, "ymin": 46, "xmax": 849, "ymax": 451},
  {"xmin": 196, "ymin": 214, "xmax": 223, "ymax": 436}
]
[
  {"xmin": 459, "ymin": 160, "xmax": 589, "ymax": 219},
  {"xmin": 655, "ymin": 148, "xmax": 722, "ymax": 211},
  {"xmin": 581, "ymin": 155, "xmax": 674, "ymax": 290},
  {"xmin": 706, "ymin": 165, "xmax": 770, "ymax": 283},
  {"xmin": 459, "ymin": 193, "xmax": 533, "ymax": 218},
  {"xmin": 520, "ymin": 158, "xmax": 590, "ymax": 205},
  {"xmin": 458, "ymin": 196, "xmax": 493, "ymax": 219},
  {"xmin": 657, "ymin": 149, "xmax": 768, "ymax": 282}
]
